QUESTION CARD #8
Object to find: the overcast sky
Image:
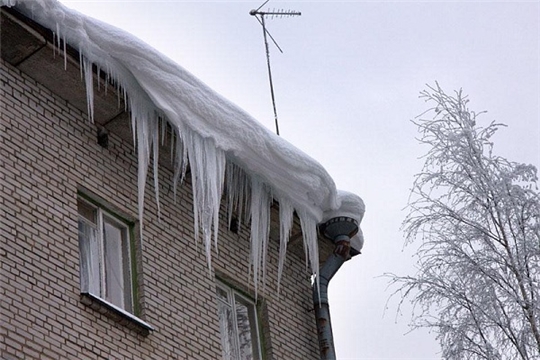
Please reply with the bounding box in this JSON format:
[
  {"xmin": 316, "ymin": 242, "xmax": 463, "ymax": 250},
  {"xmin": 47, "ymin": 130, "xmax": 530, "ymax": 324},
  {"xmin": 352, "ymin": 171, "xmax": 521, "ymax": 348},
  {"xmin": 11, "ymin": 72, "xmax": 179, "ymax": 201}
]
[{"xmin": 59, "ymin": 1, "xmax": 539, "ymax": 358}]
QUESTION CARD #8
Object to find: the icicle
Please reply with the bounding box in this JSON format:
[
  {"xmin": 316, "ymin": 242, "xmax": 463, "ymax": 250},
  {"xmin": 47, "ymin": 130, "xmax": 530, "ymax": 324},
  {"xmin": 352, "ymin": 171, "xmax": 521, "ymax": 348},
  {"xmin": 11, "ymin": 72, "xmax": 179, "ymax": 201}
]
[
  {"xmin": 172, "ymin": 126, "xmax": 187, "ymax": 201},
  {"xmin": 225, "ymin": 162, "xmax": 250, "ymax": 232},
  {"xmin": 211, "ymin": 148, "xmax": 226, "ymax": 252},
  {"xmin": 123, "ymin": 88, "xmax": 128, "ymax": 112},
  {"xmin": 79, "ymin": 49, "xmax": 83, "ymax": 80},
  {"xmin": 151, "ymin": 114, "xmax": 161, "ymax": 220},
  {"xmin": 131, "ymin": 98, "xmax": 153, "ymax": 250},
  {"xmin": 96, "ymin": 65, "xmax": 100, "ymax": 91},
  {"xmin": 117, "ymin": 82, "xmax": 122, "ymax": 108},
  {"xmin": 237, "ymin": 171, "xmax": 249, "ymax": 232},
  {"xmin": 52, "ymin": 31, "xmax": 56, "ymax": 58},
  {"xmin": 298, "ymin": 210, "xmax": 320, "ymax": 297},
  {"xmin": 56, "ymin": 23, "xmax": 61, "ymax": 58},
  {"xmin": 185, "ymin": 129, "xmax": 226, "ymax": 269},
  {"xmin": 277, "ymin": 196, "xmax": 294, "ymax": 293},
  {"xmin": 188, "ymin": 132, "xmax": 203, "ymax": 245},
  {"xmin": 63, "ymin": 35, "xmax": 67, "ymax": 71},
  {"xmin": 243, "ymin": 176, "xmax": 252, "ymax": 227},
  {"xmin": 226, "ymin": 162, "xmax": 237, "ymax": 228},
  {"xmin": 249, "ymin": 177, "xmax": 272, "ymax": 297},
  {"xmin": 82, "ymin": 57, "xmax": 94, "ymax": 123},
  {"xmin": 170, "ymin": 127, "xmax": 175, "ymax": 167},
  {"xmin": 130, "ymin": 106, "xmax": 137, "ymax": 151},
  {"xmin": 160, "ymin": 118, "xmax": 166, "ymax": 146}
]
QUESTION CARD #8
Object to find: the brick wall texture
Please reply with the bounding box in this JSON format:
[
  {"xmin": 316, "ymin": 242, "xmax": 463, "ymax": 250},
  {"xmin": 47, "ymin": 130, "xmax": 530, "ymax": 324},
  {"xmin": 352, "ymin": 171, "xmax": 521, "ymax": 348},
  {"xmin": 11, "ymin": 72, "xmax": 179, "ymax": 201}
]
[{"xmin": 0, "ymin": 59, "xmax": 320, "ymax": 359}]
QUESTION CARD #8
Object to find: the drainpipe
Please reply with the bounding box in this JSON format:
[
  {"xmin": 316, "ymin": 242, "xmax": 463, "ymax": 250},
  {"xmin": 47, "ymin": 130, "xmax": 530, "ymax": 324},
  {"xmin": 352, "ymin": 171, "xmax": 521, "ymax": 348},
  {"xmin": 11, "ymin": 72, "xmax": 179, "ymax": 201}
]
[{"xmin": 313, "ymin": 217, "xmax": 359, "ymax": 360}]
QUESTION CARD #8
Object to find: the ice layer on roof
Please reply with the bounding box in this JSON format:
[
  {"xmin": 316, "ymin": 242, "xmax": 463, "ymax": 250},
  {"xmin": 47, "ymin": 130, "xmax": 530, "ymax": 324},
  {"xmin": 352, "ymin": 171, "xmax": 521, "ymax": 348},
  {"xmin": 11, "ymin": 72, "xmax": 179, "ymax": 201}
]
[{"xmin": 2, "ymin": 0, "xmax": 365, "ymax": 290}]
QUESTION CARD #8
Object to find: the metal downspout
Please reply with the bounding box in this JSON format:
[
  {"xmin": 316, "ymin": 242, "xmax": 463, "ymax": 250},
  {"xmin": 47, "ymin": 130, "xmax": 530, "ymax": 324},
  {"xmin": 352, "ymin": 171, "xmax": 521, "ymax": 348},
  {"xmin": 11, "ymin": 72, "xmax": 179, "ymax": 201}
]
[{"xmin": 314, "ymin": 217, "xmax": 359, "ymax": 360}]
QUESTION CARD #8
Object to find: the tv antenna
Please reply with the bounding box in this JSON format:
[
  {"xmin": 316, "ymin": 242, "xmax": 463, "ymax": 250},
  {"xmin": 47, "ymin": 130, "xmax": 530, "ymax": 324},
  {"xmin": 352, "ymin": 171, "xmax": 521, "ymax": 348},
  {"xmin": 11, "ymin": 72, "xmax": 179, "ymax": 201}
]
[{"xmin": 250, "ymin": 0, "xmax": 301, "ymax": 136}]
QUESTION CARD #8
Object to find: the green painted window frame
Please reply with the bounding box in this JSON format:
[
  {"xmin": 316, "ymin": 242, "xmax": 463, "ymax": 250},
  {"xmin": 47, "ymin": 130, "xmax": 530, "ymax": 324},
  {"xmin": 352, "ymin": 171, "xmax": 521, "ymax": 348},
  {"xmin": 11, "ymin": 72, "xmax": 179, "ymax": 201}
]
[{"xmin": 77, "ymin": 192, "xmax": 152, "ymax": 334}]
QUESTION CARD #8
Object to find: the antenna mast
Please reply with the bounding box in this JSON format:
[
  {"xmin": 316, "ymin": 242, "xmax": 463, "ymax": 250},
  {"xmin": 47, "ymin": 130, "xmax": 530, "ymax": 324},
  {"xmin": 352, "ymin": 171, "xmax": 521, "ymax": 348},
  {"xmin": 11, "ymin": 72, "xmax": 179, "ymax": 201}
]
[{"xmin": 250, "ymin": 1, "xmax": 301, "ymax": 136}]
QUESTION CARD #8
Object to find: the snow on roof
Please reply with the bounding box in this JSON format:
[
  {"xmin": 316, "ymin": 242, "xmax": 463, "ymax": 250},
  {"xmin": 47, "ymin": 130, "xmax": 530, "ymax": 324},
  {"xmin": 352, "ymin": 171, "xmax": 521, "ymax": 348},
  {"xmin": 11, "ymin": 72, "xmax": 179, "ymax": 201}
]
[{"xmin": 3, "ymin": 0, "xmax": 365, "ymax": 289}]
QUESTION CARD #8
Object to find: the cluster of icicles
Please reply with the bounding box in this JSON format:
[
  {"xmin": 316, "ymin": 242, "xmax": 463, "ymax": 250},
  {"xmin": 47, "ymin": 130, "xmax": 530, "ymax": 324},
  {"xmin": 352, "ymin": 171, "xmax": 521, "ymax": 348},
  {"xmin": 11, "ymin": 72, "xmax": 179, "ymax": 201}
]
[{"xmin": 50, "ymin": 32, "xmax": 320, "ymax": 294}]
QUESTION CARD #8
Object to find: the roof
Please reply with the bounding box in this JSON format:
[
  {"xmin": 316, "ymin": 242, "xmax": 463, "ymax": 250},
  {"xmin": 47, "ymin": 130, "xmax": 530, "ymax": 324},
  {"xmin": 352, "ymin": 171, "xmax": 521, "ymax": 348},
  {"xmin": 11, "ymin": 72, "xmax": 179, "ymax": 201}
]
[{"xmin": 1, "ymin": 0, "xmax": 365, "ymax": 288}]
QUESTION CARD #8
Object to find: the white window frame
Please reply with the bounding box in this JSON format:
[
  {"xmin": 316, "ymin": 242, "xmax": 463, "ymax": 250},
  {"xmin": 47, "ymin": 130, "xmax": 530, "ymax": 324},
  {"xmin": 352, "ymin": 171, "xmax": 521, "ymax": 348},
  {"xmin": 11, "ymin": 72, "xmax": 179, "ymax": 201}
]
[
  {"xmin": 77, "ymin": 196, "xmax": 134, "ymax": 313},
  {"xmin": 216, "ymin": 281, "xmax": 262, "ymax": 360}
]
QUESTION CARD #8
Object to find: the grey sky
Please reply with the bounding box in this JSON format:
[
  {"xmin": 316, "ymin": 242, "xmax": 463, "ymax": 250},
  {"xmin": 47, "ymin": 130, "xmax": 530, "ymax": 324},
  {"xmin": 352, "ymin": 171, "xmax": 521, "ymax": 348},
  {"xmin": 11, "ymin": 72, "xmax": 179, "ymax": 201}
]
[{"xmin": 60, "ymin": 1, "xmax": 540, "ymax": 358}]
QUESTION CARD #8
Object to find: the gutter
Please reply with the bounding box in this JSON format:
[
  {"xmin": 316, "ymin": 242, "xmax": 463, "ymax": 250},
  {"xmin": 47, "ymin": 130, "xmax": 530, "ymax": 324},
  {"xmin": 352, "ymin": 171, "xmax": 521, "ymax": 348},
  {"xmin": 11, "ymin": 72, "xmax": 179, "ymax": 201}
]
[{"xmin": 313, "ymin": 217, "xmax": 360, "ymax": 360}]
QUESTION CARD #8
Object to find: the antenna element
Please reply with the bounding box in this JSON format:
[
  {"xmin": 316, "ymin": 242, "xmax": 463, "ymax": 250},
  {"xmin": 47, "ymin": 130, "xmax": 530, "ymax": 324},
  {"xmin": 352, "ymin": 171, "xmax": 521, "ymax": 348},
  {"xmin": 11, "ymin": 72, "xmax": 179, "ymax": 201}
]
[{"xmin": 250, "ymin": 1, "xmax": 301, "ymax": 136}]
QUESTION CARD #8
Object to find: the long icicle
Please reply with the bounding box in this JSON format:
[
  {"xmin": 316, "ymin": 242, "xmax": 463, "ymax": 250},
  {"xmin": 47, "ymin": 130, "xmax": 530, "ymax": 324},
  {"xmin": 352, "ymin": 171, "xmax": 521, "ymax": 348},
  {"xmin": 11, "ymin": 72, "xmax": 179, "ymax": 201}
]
[
  {"xmin": 172, "ymin": 126, "xmax": 188, "ymax": 202},
  {"xmin": 131, "ymin": 98, "xmax": 153, "ymax": 250},
  {"xmin": 298, "ymin": 210, "xmax": 320, "ymax": 299},
  {"xmin": 249, "ymin": 177, "xmax": 272, "ymax": 297},
  {"xmin": 225, "ymin": 162, "xmax": 250, "ymax": 233},
  {"xmin": 277, "ymin": 196, "xmax": 294, "ymax": 293},
  {"xmin": 186, "ymin": 129, "xmax": 226, "ymax": 269},
  {"xmin": 152, "ymin": 114, "xmax": 161, "ymax": 220},
  {"xmin": 82, "ymin": 57, "xmax": 94, "ymax": 123}
]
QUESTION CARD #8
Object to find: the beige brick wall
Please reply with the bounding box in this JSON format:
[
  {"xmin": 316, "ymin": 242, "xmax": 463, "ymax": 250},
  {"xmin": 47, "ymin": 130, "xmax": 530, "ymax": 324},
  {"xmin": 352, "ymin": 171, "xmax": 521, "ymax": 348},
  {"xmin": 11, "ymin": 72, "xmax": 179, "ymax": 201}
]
[{"xmin": 0, "ymin": 59, "xmax": 320, "ymax": 359}]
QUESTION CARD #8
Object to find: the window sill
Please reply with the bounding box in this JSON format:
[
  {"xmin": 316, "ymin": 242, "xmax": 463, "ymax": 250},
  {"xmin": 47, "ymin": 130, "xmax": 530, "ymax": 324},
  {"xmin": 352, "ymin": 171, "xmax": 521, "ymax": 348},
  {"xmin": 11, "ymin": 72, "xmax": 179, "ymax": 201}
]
[{"xmin": 80, "ymin": 292, "xmax": 154, "ymax": 336}]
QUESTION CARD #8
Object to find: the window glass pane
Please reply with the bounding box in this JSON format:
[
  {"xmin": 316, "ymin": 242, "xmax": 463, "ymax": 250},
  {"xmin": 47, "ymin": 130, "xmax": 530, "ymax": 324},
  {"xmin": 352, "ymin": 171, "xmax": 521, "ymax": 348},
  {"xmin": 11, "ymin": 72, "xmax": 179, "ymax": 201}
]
[
  {"xmin": 77, "ymin": 197, "xmax": 134, "ymax": 314},
  {"xmin": 235, "ymin": 295, "xmax": 260, "ymax": 360},
  {"xmin": 78, "ymin": 218, "xmax": 100, "ymax": 295},
  {"xmin": 216, "ymin": 286, "xmax": 229, "ymax": 302},
  {"xmin": 78, "ymin": 199, "xmax": 97, "ymax": 224},
  {"xmin": 103, "ymin": 217, "xmax": 128, "ymax": 310},
  {"xmin": 120, "ymin": 227, "xmax": 133, "ymax": 311},
  {"xmin": 218, "ymin": 300, "xmax": 238, "ymax": 360},
  {"xmin": 216, "ymin": 283, "xmax": 262, "ymax": 360}
]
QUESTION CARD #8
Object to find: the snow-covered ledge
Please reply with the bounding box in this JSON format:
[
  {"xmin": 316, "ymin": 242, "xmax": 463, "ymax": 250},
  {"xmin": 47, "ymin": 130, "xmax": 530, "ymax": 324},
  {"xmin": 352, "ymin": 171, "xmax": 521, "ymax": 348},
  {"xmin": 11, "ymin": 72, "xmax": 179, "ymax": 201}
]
[
  {"xmin": 80, "ymin": 292, "xmax": 154, "ymax": 336},
  {"xmin": 3, "ymin": 0, "xmax": 365, "ymax": 290}
]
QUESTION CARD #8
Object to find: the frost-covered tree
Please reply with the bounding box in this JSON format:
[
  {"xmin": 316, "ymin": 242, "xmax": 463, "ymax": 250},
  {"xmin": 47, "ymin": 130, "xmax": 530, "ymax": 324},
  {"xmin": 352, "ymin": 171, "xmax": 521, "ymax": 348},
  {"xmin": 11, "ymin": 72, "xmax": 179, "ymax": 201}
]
[{"xmin": 390, "ymin": 84, "xmax": 540, "ymax": 359}]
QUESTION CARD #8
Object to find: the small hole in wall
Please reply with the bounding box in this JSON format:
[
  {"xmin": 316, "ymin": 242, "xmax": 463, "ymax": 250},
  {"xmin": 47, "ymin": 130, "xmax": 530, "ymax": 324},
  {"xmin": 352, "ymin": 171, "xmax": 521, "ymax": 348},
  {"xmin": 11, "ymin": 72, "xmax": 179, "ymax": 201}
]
[
  {"xmin": 97, "ymin": 128, "xmax": 109, "ymax": 148},
  {"xmin": 229, "ymin": 216, "xmax": 239, "ymax": 234}
]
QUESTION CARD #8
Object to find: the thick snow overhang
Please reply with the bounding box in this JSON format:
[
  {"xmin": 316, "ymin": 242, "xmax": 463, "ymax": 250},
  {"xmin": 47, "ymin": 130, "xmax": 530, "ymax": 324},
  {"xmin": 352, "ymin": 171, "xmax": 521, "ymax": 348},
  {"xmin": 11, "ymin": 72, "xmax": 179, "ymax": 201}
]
[{"xmin": 1, "ymin": 0, "xmax": 365, "ymax": 289}]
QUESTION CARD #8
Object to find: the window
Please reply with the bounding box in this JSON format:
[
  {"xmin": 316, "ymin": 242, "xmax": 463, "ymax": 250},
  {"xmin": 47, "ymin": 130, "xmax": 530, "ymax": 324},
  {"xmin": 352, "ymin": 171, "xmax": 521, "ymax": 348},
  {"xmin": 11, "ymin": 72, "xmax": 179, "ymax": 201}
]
[
  {"xmin": 77, "ymin": 197, "xmax": 133, "ymax": 313},
  {"xmin": 216, "ymin": 282, "xmax": 262, "ymax": 360}
]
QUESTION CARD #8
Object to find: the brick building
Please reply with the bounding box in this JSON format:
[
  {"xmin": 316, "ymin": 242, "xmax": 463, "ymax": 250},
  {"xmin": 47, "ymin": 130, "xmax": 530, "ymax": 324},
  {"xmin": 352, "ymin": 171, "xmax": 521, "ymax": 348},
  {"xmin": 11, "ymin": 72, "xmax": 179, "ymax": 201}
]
[{"xmin": 1, "ymin": 2, "xmax": 364, "ymax": 359}]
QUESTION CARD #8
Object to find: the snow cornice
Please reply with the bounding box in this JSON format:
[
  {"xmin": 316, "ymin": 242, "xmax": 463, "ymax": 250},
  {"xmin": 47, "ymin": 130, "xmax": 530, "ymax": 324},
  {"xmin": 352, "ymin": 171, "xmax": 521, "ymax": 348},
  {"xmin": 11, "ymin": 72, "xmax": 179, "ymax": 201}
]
[{"xmin": 2, "ymin": 0, "xmax": 365, "ymax": 288}]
